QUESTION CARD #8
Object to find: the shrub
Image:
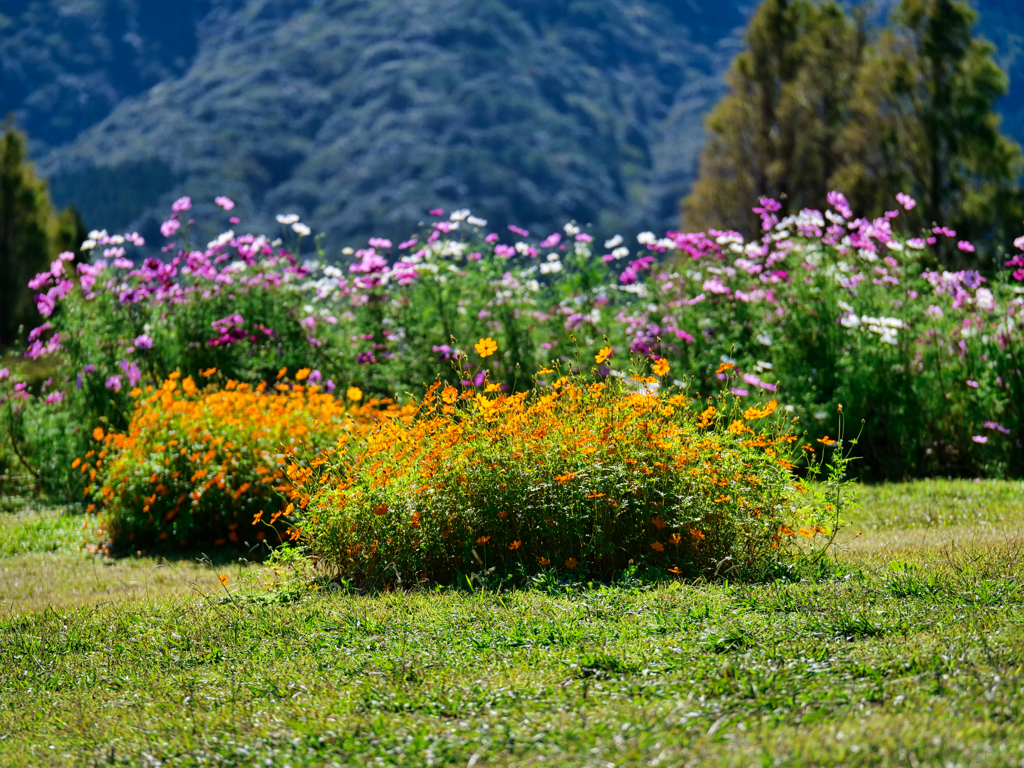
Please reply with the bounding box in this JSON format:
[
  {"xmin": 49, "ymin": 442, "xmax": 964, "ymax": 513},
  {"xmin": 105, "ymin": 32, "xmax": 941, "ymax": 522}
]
[
  {"xmin": 291, "ymin": 357, "xmax": 810, "ymax": 587},
  {"xmin": 85, "ymin": 371, "xmax": 409, "ymax": 552}
]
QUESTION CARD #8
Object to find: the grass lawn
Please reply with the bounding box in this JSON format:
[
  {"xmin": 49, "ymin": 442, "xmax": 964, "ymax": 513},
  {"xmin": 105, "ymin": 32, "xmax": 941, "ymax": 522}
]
[{"xmin": 1, "ymin": 480, "xmax": 1023, "ymax": 767}]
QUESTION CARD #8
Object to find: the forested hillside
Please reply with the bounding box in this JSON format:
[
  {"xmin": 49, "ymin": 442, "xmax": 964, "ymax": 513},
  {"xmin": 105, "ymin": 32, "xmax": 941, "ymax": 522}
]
[{"xmin": 1, "ymin": 0, "xmax": 1019, "ymax": 245}]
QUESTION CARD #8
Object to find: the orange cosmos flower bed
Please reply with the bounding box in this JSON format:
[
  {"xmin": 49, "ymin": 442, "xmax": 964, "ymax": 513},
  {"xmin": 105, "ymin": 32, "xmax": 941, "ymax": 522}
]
[
  {"xmin": 290, "ymin": 370, "xmax": 807, "ymax": 587},
  {"xmin": 81, "ymin": 371, "xmax": 410, "ymax": 552}
]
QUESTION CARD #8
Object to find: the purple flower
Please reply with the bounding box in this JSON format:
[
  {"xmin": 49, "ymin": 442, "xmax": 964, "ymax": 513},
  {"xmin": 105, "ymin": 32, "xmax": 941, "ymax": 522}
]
[
  {"xmin": 433, "ymin": 344, "xmax": 455, "ymax": 361},
  {"xmin": 171, "ymin": 196, "xmax": 192, "ymax": 213},
  {"xmin": 118, "ymin": 360, "xmax": 142, "ymax": 386},
  {"xmin": 984, "ymin": 421, "xmax": 1011, "ymax": 434},
  {"xmin": 323, "ymin": 379, "xmax": 336, "ymax": 393},
  {"xmin": 134, "ymin": 334, "xmax": 153, "ymax": 350},
  {"xmin": 44, "ymin": 391, "xmax": 65, "ymax": 406},
  {"xmin": 972, "ymin": 435, "xmax": 988, "ymax": 444},
  {"xmin": 307, "ymin": 369, "xmax": 323, "ymax": 386},
  {"xmin": 105, "ymin": 375, "xmax": 122, "ymax": 392},
  {"xmin": 215, "ymin": 196, "xmax": 235, "ymax": 210},
  {"xmin": 730, "ymin": 388, "xmax": 750, "ymax": 396},
  {"xmin": 966, "ymin": 380, "xmax": 979, "ymax": 388},
  {"xmin": 83, "ymin": 364, "xmax": 95, "ymax": 375}
]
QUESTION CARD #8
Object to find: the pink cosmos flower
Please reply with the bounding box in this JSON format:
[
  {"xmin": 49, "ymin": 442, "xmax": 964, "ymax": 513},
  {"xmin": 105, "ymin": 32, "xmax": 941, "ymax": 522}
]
[
  {"xmin": 508, "ymin": 225, "xmax": 529, "ymax": 237},
  {"xmin": 958, "ymin": 241, "xmax": 975, "ymax": 252},
  {"xmin": 827, "ymin": 191, "xmax": 853, "ymax": 218},
  {"xmin": 429, "ymin": 209, "xmax": 444, "ymax": 216},
  {"xmin": 540, "ymin": 233, "xmax": 561, "ymax": 248},
  {"xmin": 171, "ymin": 196, "xmax": 192, "ymax": 213},
  {"xmin": 972, "ymin": 435, "xmax": 988, "ymax": 444},
  {"xmin": 966, "ymin": 380, "xmax": 979, "ymax": 388},
  {"xmin": 896, "ymin": 192, "xmax": 917, "ymax": 210},
  {"xmin": 485, "ymin": 233, "xmax": 499, "ymax": 244},
  {"xmin": 215, "ymin": 196, "xmax": 235, "ymax": 210},
  {"xmin": 161, "ymin": 219, "xmax": 181, "ymax": 237},
  {"xmin": 985, "ymin": 421, "xmax": 1011, "ymax": 434},
  {"xmin": 368, "ymin": 238, "xmax": 392, "ymax": 249}
]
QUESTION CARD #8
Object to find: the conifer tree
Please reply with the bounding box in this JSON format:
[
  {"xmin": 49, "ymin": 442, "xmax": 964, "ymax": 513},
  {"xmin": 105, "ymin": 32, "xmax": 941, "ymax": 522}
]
[
  {"xmin": 683, "ymin": 0, "xmax": 865, "ymax": 233},
  {"xmin": 0, "ymin": 119, "xmax": 85, "ymax": 346},
  {"xmin": 834, "ymin": 0, "xmax": 1022, "ymax": 266}
]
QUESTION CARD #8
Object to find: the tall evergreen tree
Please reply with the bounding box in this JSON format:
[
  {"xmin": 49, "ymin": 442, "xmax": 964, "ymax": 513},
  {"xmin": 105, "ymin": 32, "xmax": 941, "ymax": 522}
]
[
  {"xmin": 834, "ymin": 0, "xmax": 1022, "ymax": 266},
  {"xmin": 683, "ymin": 0, "xmax": 865, "ymax": 233},
  {"xmin": 0, "ymin": 119, "xmax": 84, "ymax": 346}
]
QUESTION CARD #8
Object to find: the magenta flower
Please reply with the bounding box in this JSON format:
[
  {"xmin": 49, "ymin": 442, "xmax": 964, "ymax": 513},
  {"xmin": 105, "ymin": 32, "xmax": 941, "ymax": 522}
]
[
  {"xmin": 485, "ymin": 233, "xmax": 499, "ymax": 244},
  {"xmin": 896, "ymin": 192, "xmax": 917, "ymax": 210},
  {"xmin": 428, "ymin": 208, "xmax": 444, "ymax": 216},
  {"xmin": 826, "ymin": 191, "xmax": 853, "ymax": 218},
  {"xmin": 134, "ymin": 334, "xmax": 153, "ymax": 349},
  {"xmin": 508, "ymin": 225, "xmax": 530, "ymax": 237},
  {"xmin": 958, "ymin": 241, "xmax": 975, "ymax": 252},
  {"xmin": 575, "ymin": 233, "xmax": 593, "ymax": 242},
  {"xmin": 0, "ymin": 367, "xmax": 8, "ymax": 381},
  {"xmin": 171, "ymin": 196, "xmax": 192, "ymax": 213},
  {"xmin": 494, "ymin": 244, "xmax": 515, "ymax": 258},
  {"xmin": 229, "ymin": 216, "xmax": 240, "ymax": 224},
  {"xmin": 702, "ymin": 278, "xmax": 730, "ymax": 295},
  {"xmin": 540, "ymin": 233, "xmax": 561, "ymax": 248},
  {"xmin": 35, "ymin": 292, "xmax": 55, "ymax": 317},
  {"xmin": 368, "ymin": 238, "xmax": 393, "ymax": 249},
  {"xmin": 399, "ymin": 238, "xmax": 418, "ymax": 249},
  {"xmin": 161, "ymin": 219, "xmax": 181, "ymax": 237},
  {"xmin": 44, "ymin": 391, "xmax": 65, "ymax": 405},
  {"xmin": 105, "ymin": 375, "xmax": 122, "ymax": 392},
  {"xmin": 214, "ymin": 196, "xmax": 235, "ymax": 210}
]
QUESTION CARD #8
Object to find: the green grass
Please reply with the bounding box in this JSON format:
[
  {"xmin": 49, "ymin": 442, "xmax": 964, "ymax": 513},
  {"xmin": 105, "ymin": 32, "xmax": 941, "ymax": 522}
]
[{"xmin": 0, "ymin": 479, "xmax": 1022, "ymax": 767}]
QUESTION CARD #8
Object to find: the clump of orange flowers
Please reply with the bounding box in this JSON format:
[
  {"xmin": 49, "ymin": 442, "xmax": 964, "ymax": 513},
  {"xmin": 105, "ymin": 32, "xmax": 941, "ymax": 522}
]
[
  {"xmin": 290, "ymin": 360, "xmax": 807, "ymax": 587},
  {"xmin": 82, "ymin": 370, "xmax": 409, "ymax": 552}
]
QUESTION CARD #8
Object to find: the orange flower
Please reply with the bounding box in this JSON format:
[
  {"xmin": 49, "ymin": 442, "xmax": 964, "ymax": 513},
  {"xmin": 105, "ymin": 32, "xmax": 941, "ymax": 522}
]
[
  {"xmin": 289, "ymin": 527, "xmax": 302, "ymax": 541},
  {"xmin": 817, "ymin": 436, "xmax": 836, "ymax": 446},
  {"xmin": 130, "ymin": 388, "xmax": 142, "ymax": 398},
  {"xmin": 564, "ymin": 557, "xmax": 578, "ymax": 569},
  {"xmin": 554, "ymin": 472, "xmax": 576, "ymax": 484},
  {"xmin": 535, "ymin": 368, "xmax": 554, "ymax": 375},
  {"xmin": 585, "ymin": 491, "xmax": 605, "ymax": 498},
  {"xmin": 652, "ymin": 358, "xmax": 670, "ymax": 377},
  {"xmin": 182, "ymin": 377, "xmax": 197, "ymax": 395},
  {"xmin": 509, "ymin": 540, "xmax": 521, "ymax": 551},
  {"xmin": 71, "ymin": 458, "xmax": 81, "ymax": 469},
  {"xmin": 201, "ymin": 367, "xmax": 217, "ymax": 377},
  {"xmin": 651, "ymin": 541, "xmax": 665, "ymax": 552},
  {"xmin": 276, "ymin": 367, "xmax": 288, "ymax": 380},
  {"xmin": 347, "ymin": 387, "xmax": 363, "ymax": 402},
  {"xmin": 474, "ymin": 337, "xmax": 498, "ymax": 358},
  {"xmin": 296, "ymin": 368, "xmax": 311, "ymax": 381},
  {"xmin": 668, "ymin": 533, "xmax": 682, "ymax": 545},
  {"xmin": 92, "ymin": 427, "xmax": 105, "ymax": 441},
  {"xmin": 442, "ymin": 385, "xmax": 458, "ymax": 405},
  {"xmin": 373, "ymin": 504, "xmax": 389, "ymax": 516},
  {"xmin": 539, "ymin": 557, "xmax": 551, "ymax": 566},
  {"xmin": 484, "ymin": 383, "xmax": 502, "ymax": 393},
  {"xmin": 779, "ymin": 525, "xmax": 796, "ymax": 536},
  {"xmin": 595, "ymin": 346, "xmax": 612, "ymax": 364},
  {"xmin": 476, "ymin": 535, "xmax": 491, "ymax": 545},
  {"xmin": 743, "ymin": 400, "xmax": 778, "ymax": 420},
  {"xmin": 667, "ymin": 566, "xmax": 682, "ymax": 574},
  {"xmin": 218, "ymin": 573, "xmax": 229, "ymax": 586},
  {"xmin": 716, "ymin": 361, "xmax": 735, "ymax": 374},
  {"xmin": 253, "ymin": 510, "xmax": 263, "ymax": 525},
  {"xmin": 714, "ymin": 495, "xmax": 732, "ymax": 503},
  {"xmin": 651, "ymin": 515, "xmax": 666, "ymax": 530}
]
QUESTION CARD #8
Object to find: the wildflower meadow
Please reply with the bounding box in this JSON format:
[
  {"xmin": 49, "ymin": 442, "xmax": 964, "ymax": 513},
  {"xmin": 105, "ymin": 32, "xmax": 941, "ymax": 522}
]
[{"xmin": 2, "ymin": 189, "xmax": 1024, "ymax": 766}]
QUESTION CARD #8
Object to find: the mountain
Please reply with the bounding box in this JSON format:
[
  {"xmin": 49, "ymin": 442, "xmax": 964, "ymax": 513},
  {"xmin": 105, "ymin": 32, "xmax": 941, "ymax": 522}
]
[{"xmin": 1, "ymin": 0, "xmax": 1020, "ymax": 248}]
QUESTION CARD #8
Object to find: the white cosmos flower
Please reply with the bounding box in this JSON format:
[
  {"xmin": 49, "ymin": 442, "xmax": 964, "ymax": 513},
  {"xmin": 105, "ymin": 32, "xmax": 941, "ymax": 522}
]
[
  {"xmin": 276, "ymin": 214, "xmax": 300, "ymax": 225},
  {"xmin": 637, "ymin": 231, "xmax": 656, "ymax": 245},
  {"xmin": 563, "ymin": 222, "xmax": 580, "ymax": 236},
  {"xmin": 292, "ymin": 223, "xmax": 311, "ymax": 237},
  {"xmin": 546, "ymin": 253, "xmax": 560, "ymax": 262},
  {"xmin": 604, "ymin": 234, "xmax": 623, "ymax": 249},
  {"xmin": 612, "ymin": 246, "xmax": 629, "ymax": 260},
  {"xmin": 467, "ymin": 216, "xmax": 487, "ymax": 227},
  {"xmin": 450, "ymin": 209, "xmax": 471, "ymax": 222}
]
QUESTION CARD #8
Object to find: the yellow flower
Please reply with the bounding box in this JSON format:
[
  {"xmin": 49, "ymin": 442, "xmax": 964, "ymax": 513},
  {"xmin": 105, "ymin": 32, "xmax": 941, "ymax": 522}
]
[
  {"xmin": 536, "ymin": 368, "xmax": 554, "ymax": 375},
  {"xmin": 595, "ymin": 346, "xmax": 612, "ymax": 364},
  {"xmin": 296, "ymin": 368, "xmax": 311, "ymax": 381},
  {"xmin": 484, "ymin": 383, "xmax": 502, "ymax": 393},
  {"xmin": 652, "ymin": 358, "xmax": 670, "ymax": 377},
  {"xmin": 347, "ymin": 387, "xmax": 363, "ymax": 402},
  {"xmin": 475, "ymin": 337, "xmax": 498, "ymax": 358}
]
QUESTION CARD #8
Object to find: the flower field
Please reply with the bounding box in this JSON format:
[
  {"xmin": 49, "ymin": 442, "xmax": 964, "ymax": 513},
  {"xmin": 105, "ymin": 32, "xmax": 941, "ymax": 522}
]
[{"xmin": 1, "ymin": 189, "xmax": 1022, "ymax": 563}]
